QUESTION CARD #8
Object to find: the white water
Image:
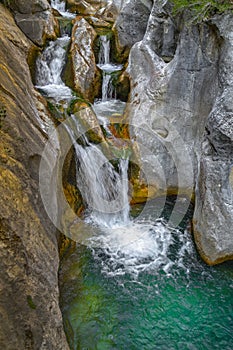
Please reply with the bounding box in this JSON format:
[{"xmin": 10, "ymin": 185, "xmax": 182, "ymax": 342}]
[
  {"xmin": 98, "ymin": 35, "xmax": 110, "ymax": 65},
  {"xmin": 35, "ymin": 23, "xmax": 192, "ymax": 279},
  {"xmin": 65, "ymin": 115, "xmax": 130, "ymax": 228},
  {"xmin": 51, "ymin": 0, "xmax": 76, "ymax": 18},
  {"xmin": 89, "ymin": 220, "xmax": 194, "ymax": 278},
  {"xmin": 94, "ymin": 36, "xmax": 125, "ymax": 123},
  {"xmin": 36, "ymin": 35, "xmax": 73, "ymax": 101}
]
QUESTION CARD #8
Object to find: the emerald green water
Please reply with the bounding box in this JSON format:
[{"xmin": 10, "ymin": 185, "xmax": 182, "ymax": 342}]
[{"xmin": 60, "ymin": 201, "xmax": 233, "ymax": 350}]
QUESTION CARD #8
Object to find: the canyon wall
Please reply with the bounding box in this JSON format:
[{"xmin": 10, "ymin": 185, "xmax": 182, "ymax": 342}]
[
  {"xmin": 0, "ymin": 3, "xmax": 69, "ymax": 349},
  {"xmin": 114, "ymin": 0, "xmax": 233, "ymax": 264}
]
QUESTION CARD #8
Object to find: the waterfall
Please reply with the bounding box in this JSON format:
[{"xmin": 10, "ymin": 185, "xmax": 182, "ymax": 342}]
[
  {"xmin": 98, "ymin": 35, "xmax": 110, "ymax": 65},
  {"xmin": 50, "ymin": 0, "xmax": 75, "ymax": 18},
  {"xmin": 65, "ymin": 116, "xmax": 130, "ymax": 227},
  {"xmin": 51, "ymin": 0, "xmax": 66, "ymax": 13},
  {"xmin": 35, "ymin": 35, "xmax": 72, "ymax": 100},
  {"xmin": 97, "ymin": 36, "xmax": 123, "ymax": 102},
  {"xmin": 102, "ymin": 72, "xmax": 115, "ymax": 101}
]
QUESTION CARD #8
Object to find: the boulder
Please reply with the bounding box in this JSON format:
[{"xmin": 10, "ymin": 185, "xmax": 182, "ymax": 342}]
[
  {"xmin": 15, "ymin": 10, "xmax": 57, "ymax": 46},
  {"xmin": 5, "ymin": 0, "xmax": 50, "ymax": 14},
  {"xmin": 70, "ymin": 17, "xmax": 100, "ymax": 101},
  {"xmin": 0, "ymin": 4, "xmax": 69, "ymax": 348}
]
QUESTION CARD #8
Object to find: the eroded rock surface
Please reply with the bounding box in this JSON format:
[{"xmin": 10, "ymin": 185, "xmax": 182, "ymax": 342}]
[
  {"xmin": 9, "ymin": 0, "xmax": 57, "ymax": 46},
  {"xmin": 113, "ymin": 0, "xmax": 153, "ymax": 56},
  {"xmin": 127, "ymin": 1, "xmax": 219, "ymax": 193},
  {"xmin": 0, "ymin": 4, "xmax": 69, "ymax": 349},
  {"xmin": 193, "ymin": 14, "xmax": 233, "ymax": 264},
  {"xmin": 70, "ymin": 17, "xmax": 100, "ymax": 101},
  {"xmin": 122, "ymin": 0, "xmax": 233, "ymax": 263}
]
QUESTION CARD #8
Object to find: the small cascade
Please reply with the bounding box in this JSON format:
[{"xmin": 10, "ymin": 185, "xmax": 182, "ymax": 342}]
[
  {"xmin": 98, "ymin": 35, "xmax": 110, "ymax": 65},
  {"xmin": 94, "ymin": 35, "xmax": 125, "ymax": 122},
  {"xmin": 35, "ymin": 35, "xmax": 72, "ymax": 100},
  {"xmin": 51, "ymin": 0, "xmax": 75, "ymax": 18},
  {"xmin": 97, "ymin": 36, "xmax": 123, "ymax": 102},
  {"xmin": 65, "ymin": 115, "xmax": 130, "ymax": 227},
  {"xmin": 51, "ymin": 0, "xmax": 66, "ymax": 13}
]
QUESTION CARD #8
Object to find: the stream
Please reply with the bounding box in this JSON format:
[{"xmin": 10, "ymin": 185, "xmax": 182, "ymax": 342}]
[{"xmin": 36, "ymin": 2, "xmax": 233, "ymax": 349}]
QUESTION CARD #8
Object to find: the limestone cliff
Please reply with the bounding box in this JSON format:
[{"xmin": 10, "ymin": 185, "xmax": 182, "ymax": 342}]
[
  {"xmin": 0, "ymin": 4, "xmax": 69, "ymax": 349},
  {"xmin": 115, "ymin": 0, "xmax": 233, "ymax": 264}
]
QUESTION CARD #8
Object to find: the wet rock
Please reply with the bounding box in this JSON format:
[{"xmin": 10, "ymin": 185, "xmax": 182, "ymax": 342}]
[
  {"xmin": 0, "ymin": 4, "xmax": 69, "ymax": 348},
  {"xmin": 70, "ymin": 17, "xmax": 100, "ymax": 101},
  {"xmin": 193, "ymin": 14, "xmax": 233, "ymax": 265},
  {"xmin": 73, "ymin": 106, "xmax": 105, "ymax": 144},
  {"xmin": 66, "ymin": 0, "xmax": 102, "ymax": 15}
]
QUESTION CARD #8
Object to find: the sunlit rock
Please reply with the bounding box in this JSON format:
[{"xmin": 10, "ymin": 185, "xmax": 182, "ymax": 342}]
[
  {"xmin": 0, "ymin": 4, "xmax": 69, "ymax": 348},
  {"xmin": 70, "ymin": 17, "xmax": 100, "ymax": 101}
]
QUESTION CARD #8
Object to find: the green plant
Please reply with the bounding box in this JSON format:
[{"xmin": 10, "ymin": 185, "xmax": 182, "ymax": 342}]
[
  {"xmin": 27, "ymin": 295, "xmax": 37, "ymax": 310},
  {"xmin": 171, "ymin": 0, "xmax": 233, "ymax": 23}
]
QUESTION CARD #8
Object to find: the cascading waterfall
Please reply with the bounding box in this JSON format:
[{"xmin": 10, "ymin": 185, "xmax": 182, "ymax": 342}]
[
  {"xmin": 35, "ymin": 8, "xmax": 191, "ymax": 276},
  {"xmin": 93, "ymin": 35, "xmax": 126, "ymax": 123},
  {"xmin": 97, "ymin": 36, "xmax": 123, "ymax": 101},
  {"xmin": 64, "ymin": 115, "xmax": 130, "ymax": 228},
  {"xmin": 98, "ymin": 35, "xmax": 110, "ymax": 65},
  {"xmin": 34, "ymin": 4, "xmax": 233, "ymax": 349},
  {"xmin": 51, "ymin": 0, "xmax": 66, "ymax": 13},
  {"xmin": 50, "ymin": 0, "xmax": 75, "ymax": 18},
  {"xmin": 35, "ymin": 35, "xmax": 72, "ymax": 100}
]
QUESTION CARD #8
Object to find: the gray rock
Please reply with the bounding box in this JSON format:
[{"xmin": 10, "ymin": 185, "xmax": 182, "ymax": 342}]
[
  {"xmin": 127, "ymin": 0, "xmax": 219, "ymax": 196},
  {"xmin": 15, "ymin": 10, "xmax": 57, "ymax": 46},
  {"xmin": 113, "ymin": 0, "xmax": 153, "ymax": 54},
  {"xmin": 6, "ymin": 0, "xmax": 50, "ymax": 14},
  {"xmin": 193, "ymin": 14, "xmax": 233, "ymax": 264}
]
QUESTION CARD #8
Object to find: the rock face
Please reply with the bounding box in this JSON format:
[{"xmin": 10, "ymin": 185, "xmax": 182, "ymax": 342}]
[
  {"xmin": 8, "ymin": 0, "xmax": 57, "ymax": 46},
  {"xmin": 193, "ymin": 14, "xmax": 233, "ymax": 265},
  {"xmin": 15, "ymin": 10, "xmax": 57, "ymax": 46},
  {"xmin": 70, "ymin": 17, "xmax": 99, "ymax": 101},
  {"xmin": 120, "ymin": 0, "xmax": 233, "ymax": 263},
  {"xmin": 113, "ymin": 0, "xmax": 153, "ymax": 56},
  {"xmin": 0, "ymin": 4, "xmax": 69, "ymax": 349},
  {"xmin": 127, "ymin": 1, "xmax": 219, "ymax": 193}
]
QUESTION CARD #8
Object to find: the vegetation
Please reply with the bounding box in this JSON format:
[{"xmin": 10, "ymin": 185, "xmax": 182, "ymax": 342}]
[{"xmin": 171, "ymin": 0, "xmax": 233, "ymax": 23}]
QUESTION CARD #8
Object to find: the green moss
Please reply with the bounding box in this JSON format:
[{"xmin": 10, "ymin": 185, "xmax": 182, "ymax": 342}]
[
  {"xmin": 171, "ymin": 0, "xmax": 233, "ymax": 23},
  {"xmin": 27, "ymin": 295, "xmax": 37, "ymax": 310}
]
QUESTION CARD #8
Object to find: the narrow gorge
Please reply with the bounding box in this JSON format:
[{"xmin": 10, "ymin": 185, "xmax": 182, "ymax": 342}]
[{"xmin": 0, "ymin": 0, "xmax": 233, "ymax": 349}]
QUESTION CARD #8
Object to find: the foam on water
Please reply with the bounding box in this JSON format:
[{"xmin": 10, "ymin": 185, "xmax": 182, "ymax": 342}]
[{"xmin": 88, "ymin": 219, "xmax": 194, "ymax": 278}]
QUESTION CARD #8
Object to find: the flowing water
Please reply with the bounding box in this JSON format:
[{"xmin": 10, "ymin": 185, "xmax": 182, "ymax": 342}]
[
  {"xmin": 60, "ymin": 198, "xmax": 233, "ymax": 350},
  {"xmin": 35, "ymin": 13, "xmax": 233, "ymax": 350},
  {"xmin": 94, "ymin": 35, "xmax": 125, "ymax": 122},
  {"xmin": 51, "ymin": 0, "xmax": 76, "ymax": 18},
  {"xmin": 64, "ymin": 115, "xmax": 130, "ymax": 228},
  {"xmin": 36, "ymin": 35, "xmax": 73, "ymax": 101}
]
